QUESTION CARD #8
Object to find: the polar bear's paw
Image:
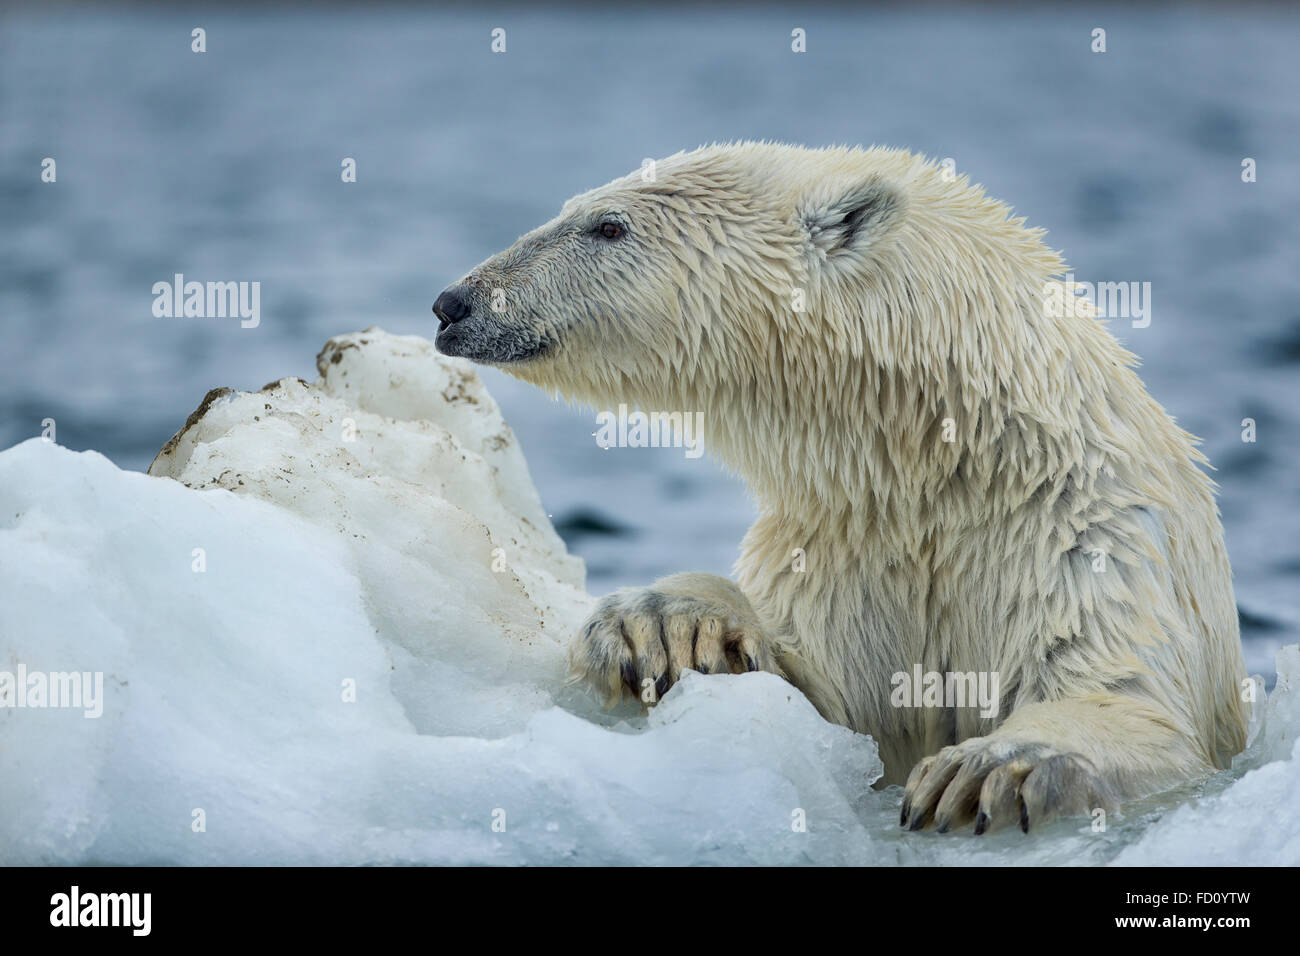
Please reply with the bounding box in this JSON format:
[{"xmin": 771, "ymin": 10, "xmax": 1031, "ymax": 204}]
[
  {"xmin": 899, "ymin": 738, "xmax": 1116, "ymax": 835},
  {"xmin": 568, "ymin": 586, "xmax": 781, "ymax": 707}
]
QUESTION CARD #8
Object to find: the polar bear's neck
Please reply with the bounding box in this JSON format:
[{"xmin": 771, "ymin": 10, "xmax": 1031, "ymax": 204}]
[{"xmin": 674, "ymin": 277, "xmax": 1187, "ymax": 561}]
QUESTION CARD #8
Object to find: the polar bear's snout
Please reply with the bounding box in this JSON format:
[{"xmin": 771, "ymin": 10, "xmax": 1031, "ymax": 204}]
[
  {"xmin": 432, "ymin": 281, "xmax": 492, "ymax": 360},
  {"xmin": 432, "ymin": 278, "xmax": 549, "ymax": 365},
  {"xmin": 432, "ymin": 286, "xmax": 473, "ymax": 332}
]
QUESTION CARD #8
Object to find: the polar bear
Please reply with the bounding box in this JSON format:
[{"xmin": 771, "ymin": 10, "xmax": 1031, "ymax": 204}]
[{"xmin": 433, "ymin": 143, "xmax": 1248, "ymax": 834}]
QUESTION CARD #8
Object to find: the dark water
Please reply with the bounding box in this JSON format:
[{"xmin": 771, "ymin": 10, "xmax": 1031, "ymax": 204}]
[{"xmin": 1, "ymin": 4, "xmax": 1296, "ymax": 677}]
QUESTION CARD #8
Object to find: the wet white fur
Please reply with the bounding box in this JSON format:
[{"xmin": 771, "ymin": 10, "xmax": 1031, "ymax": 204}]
[{"xmin": 472, "ymin": 143, "xmax": 1248, "ymax": 792}]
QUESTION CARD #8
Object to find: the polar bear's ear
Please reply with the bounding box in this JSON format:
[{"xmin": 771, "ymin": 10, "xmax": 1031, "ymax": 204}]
[{"xmin": 800, "ymin": 177, "xmax": 904, "ymax": 258}]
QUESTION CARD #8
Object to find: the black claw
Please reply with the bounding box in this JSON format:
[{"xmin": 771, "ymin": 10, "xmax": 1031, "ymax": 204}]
[
  {"xmin": 974, "ymin": 811, "xmax": 989, "ymax": 836},
  {"xmin": 654, "ymin": 672, "xmax": 670, "ymax": 701},
  {"xmin": 1019, "ymin": 803, "xmax": 1030, "ymax": 834},
  {"xmin": 696, "ymin": 662, "xmax": 710, "ymax": 674},
  {"xmin": 936, "ymin": 819, "xmax": 950, "ymax": 834},
  {"xmin": 744, "ymin": 653, "xmax": 758, "ymax": 672},
  {"xmin": 620, "ymin": 661, "xmax": 637, "ymax": 695},
  {"xmin": 899, "ymin": 800, "xmax": 911, "ymax": 827},
  {"xmin": 907, "ymin": 809, "xmax": 929, "ymax": 832}
]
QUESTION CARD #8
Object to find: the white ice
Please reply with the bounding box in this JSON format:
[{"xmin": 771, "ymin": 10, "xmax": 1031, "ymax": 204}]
[{"xmin": 0, "ymin": 330, "xmax": 1294, "ymax": 865}]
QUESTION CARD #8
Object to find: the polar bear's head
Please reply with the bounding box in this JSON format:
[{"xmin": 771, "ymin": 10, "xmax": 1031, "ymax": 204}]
[
  {"xmin": 434, "ymin": 142, "xmax": 1065, "ymax": 429},
  {"xmin": 433, "ymin": 145, "xmax": 945, "ymax": 400}
]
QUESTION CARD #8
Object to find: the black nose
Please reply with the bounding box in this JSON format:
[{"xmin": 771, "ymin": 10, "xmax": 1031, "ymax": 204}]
[{"xmin": 433, "ymin": 288, "xmax": 472, "ymax": 330}]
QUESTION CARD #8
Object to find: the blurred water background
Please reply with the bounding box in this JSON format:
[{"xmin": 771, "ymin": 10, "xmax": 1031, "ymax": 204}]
[{"xmin": 1, "ymin": 3, "xmax": 1296, "ymax": 679}]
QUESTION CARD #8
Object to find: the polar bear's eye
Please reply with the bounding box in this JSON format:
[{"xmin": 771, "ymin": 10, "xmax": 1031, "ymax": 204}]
[{"xmin": 598, "ymin": 221, "xmax": 623, "ymax": 240}]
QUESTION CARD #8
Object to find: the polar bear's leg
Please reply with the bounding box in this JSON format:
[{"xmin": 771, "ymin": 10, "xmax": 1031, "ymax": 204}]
[
  {"xmin": 568, "ymin": 572, "xmax": 792, "ymax": 705},
  {"xmin": 899, "ymin": 695, "xmax": 1209, "ymax": 834}
]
